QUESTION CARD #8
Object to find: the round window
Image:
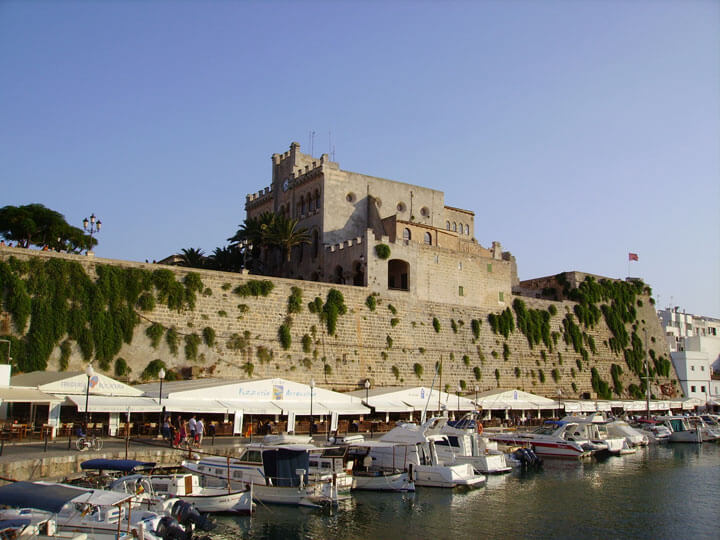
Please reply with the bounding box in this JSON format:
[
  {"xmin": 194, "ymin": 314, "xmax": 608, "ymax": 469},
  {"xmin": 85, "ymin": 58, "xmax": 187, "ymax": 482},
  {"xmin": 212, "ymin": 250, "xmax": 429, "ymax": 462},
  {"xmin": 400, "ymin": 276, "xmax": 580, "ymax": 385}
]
[
  {"xmin": 397, "ymin": 202, "xmax": 407, "ymax": 212},
  {"xmin": 346, "ymin": 192, "xmax": 356, "ymax": 203},
  {"xmin": 420, "ymin": 206, "xmax": 430, "ymax": 217}
]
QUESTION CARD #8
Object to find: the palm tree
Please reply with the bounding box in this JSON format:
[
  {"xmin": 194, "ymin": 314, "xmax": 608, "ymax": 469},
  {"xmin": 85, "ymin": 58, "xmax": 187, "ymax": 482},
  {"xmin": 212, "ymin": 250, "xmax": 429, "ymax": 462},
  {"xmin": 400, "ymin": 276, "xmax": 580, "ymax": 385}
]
[
  {"xmin": 228, "ymin": 212, "xmax": 275, "ymax": 273},
  {"xmin": 207, "ymin": 245, "xmax": 244, "ymax": 272},
  {"xmin": 178, "ymin": 247, "xmax": 206, "ymax": 268},
  {"xmin": 267, "ymin": 214, "xmax": 310, "ymax": 267}
]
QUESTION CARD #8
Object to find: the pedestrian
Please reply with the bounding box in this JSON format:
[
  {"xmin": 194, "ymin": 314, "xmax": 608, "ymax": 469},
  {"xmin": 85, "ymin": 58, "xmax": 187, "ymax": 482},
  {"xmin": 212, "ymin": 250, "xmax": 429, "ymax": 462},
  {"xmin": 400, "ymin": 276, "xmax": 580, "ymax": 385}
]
[
  {"xmin": 196, "ymin": 417, "xmax": 205, "ymax": 447},
  {"xmin": 188, "ymin": 415, "xmax": 197, "ymax": 446},
  {"xmin": 161, "ymin": 416, "xmax": 171, "ymax": 444},
  {"xmin": 0, "ymin": 240, "xmax": 5, "ymax": 247},
  {"xmin": 176, "ymin": 416, "xmax": 186, "ymax": 447}
]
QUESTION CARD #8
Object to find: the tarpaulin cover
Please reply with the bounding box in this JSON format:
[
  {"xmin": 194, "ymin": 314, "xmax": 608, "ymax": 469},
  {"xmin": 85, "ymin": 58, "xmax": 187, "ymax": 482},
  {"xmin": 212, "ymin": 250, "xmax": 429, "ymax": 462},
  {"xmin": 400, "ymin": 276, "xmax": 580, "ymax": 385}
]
[{"xmin": 0, "ymin": 482, "xmax": 88, "ymax": 513}]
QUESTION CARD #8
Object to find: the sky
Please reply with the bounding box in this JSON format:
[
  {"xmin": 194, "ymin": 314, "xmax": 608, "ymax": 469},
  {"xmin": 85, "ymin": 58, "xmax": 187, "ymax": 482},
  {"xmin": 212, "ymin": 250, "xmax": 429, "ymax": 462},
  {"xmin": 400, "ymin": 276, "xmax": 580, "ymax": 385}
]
[{"xmin": 1, "ymin": 0, "xmax": 718, "ymax": 318}]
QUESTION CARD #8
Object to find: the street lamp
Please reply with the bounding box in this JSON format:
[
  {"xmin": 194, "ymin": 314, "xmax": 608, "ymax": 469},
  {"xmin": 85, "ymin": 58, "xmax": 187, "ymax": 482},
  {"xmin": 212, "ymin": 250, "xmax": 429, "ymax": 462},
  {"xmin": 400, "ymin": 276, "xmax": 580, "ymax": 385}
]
[
  {"xmin": 82, "ymin": 213, "xmax": 102, "ymax": 253},
  {"xmin": 309, "ymin": 378, "xmax": 315, "ymax": 438},
  {"xmin": 364, "ymin": 379, "xmax": 370, "ymax": 404},
  {"xmin": 474, "ymin": 385, "xmax": 479, "ymax": 409},
  {"xmin": 158, "ymin": 368, "xmax": 166, "ymax": 437},
  {"xmin": 84, "ymin": 364, "xmax": 94, "ymax": 429}
]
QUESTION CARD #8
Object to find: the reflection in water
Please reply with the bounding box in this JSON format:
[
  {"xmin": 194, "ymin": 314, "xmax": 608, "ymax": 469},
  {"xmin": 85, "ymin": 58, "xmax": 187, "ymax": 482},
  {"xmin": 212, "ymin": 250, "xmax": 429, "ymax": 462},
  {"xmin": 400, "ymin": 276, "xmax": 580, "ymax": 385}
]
[{"xmin": 214, "ymin": 444, "xmax": 719, "ymax": 539}]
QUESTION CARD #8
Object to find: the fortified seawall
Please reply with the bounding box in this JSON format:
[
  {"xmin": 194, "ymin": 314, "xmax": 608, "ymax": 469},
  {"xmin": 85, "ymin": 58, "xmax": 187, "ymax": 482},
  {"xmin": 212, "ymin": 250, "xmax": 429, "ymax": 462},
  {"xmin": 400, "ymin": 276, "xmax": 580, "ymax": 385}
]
[{"xmin": 0, "ymin": 248, "xmax": 680, "ymax": 399}]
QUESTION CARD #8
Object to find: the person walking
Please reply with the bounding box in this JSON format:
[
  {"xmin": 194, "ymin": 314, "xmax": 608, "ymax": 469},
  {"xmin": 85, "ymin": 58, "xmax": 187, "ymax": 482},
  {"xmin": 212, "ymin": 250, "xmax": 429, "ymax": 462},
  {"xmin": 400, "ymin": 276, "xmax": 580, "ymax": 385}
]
[
  {"xmin": 196, "ymin": 417, "xmax": 205, "ymax": 447},
  {"xmin": 188, "ymin": 415, "xmax": 197, "ymax": 447}
]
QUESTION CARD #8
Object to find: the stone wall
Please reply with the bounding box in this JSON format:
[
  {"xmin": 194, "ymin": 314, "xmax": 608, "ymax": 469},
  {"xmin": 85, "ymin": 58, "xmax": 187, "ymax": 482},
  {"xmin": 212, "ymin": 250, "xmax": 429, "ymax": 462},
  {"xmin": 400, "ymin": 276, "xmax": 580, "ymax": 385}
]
[{"xmin": 0, "ymin": 247, "xmax": 680, "ymax": 399}]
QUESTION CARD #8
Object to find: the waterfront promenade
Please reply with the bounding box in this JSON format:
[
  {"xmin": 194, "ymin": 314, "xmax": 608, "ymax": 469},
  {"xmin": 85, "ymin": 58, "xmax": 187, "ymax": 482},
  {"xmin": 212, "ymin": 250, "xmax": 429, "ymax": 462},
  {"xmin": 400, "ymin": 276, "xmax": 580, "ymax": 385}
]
[{"xmin": 0, "ymin": 434, "xmax": 250, "ymax": 482}]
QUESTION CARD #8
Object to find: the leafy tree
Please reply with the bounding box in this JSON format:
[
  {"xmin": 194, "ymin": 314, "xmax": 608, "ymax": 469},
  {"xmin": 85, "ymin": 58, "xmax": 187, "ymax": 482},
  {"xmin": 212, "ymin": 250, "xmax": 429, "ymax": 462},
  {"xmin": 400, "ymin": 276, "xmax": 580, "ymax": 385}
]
[{"xmin": 0, "ymin": 204, "xmax": 95, "ymax": 251}]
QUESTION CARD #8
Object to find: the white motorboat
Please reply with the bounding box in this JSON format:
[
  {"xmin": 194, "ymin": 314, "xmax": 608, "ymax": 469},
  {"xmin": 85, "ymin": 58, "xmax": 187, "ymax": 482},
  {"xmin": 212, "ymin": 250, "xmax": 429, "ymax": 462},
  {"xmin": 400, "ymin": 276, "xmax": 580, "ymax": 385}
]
[
  {"xmin": 183, "ymin": 442, "xmax": 350, "ymax": 507},
  {"xmin": 560, "ymin": 414, "xmax": 635, "ymax": 455},
  {"xmin": 373, "ymin": 418, "xmax": 486, "ymax": 488},
  {"xmin": 426, "ymin": 415, "xmax": 512, "ymax": 474},
  {"xmin": 490, "ymin": 421, "xmax": 594, "ymax": 459},
  {"xmin": 657, "ymin": 416, "xmax": 704, "ymax": 443},
  {"xmin": 605, "ymin": 419, "xmax": 649, "ymax": 447},
  {"xmin": 0, "ymin": 481, "xmax": 170, "ymax": 540},
  {"xmin": 0, "ymin": 516, "xmax": 89, "ymax": 539},
  {"xmin": 687, "ymin": 415, "xmax": 720, "ymax": 441}
]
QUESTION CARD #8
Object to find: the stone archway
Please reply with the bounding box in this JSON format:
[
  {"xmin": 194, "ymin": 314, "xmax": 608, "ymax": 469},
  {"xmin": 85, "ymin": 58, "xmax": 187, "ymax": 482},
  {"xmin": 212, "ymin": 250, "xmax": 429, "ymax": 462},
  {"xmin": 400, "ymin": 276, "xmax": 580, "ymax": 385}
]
[{"xmin": 388, "ymin": 259, "xmax": 409, "ymax": 291}]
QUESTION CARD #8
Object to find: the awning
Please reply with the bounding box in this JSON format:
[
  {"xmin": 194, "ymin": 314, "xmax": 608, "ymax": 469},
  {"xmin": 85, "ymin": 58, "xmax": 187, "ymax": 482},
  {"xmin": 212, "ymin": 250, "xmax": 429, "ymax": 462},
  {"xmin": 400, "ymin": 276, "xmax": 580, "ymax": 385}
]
[
  {"xmin": 68, "ymin": 395, "xmax": 161, "ymax": 413},
  {"xmin": 318, "ymin": 401, "xmax": 369, "ymax": 415},
  {"xmin": 624, "ymin": 401, "xmax": 646, "ymax": 411},
  {"xmin": 562, "ymin": 402, "xmax": 581, "ymax": 412},
  {"xmin": 218, "ymin": 400, "xmax": 282, "ymax": 415},
  {"xmin": 272, "ymin": 401, "xmax": 331, "ymax": 415},
  {"xmin": 0, "ymin": 387, "xmax": 61, "ymax": 403},
  {"xmin": 364, "ymin": 399, "xmax": 414, "ymax": 413},
  {"xmin": 159, "ymin": 399, "xmax": 228, "ymax": 414},
  {"xmin": 595, "ymin": 402, "xmax": 612, "ymax": 412}
]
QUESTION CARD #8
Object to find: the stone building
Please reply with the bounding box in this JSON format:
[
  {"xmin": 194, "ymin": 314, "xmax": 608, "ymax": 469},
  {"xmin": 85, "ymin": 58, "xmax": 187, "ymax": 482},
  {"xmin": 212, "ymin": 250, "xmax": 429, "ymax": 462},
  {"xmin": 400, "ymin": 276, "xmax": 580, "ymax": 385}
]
[{"xmin": 245, "ymin": 142, "xmax": 517, "ymax": 309}]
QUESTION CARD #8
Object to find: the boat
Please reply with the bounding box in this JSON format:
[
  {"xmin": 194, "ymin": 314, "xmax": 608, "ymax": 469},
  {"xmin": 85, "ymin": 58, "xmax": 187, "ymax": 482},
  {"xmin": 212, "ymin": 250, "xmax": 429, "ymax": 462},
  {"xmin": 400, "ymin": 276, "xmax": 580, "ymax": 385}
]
[
  {"xmin": 182, "ymin": 442, "xmax": 350, "ymax": 507},
  {"xmin": 335, "ymin": 438, "xmax": 415, "ymax": 491},
  {"xmin": 605, "ymin": 419, "xmax": 649, "ymax": 447},
  {"xmin": 630, "ymin": 418, "xmax": 672, "ymax": 443},
  {"xmin": 425, "ymin": 415, "xmax": 513, "ymax": 474},
  {"xmin": 373, "ymin": 418, "xmax": 487, "ymax": 488},
  {"xmin": 657, "ymin": 416, "xmax": 704, "ymax": 443},
  {"xmin": 0, "ymin": 516, "xmax": 89, "ymax": 539},
  {"xmin": 77, "ymin": 458, "xmax": 252, "ymax": 515},
  {"xmin": 560, "ymin": 414, "xmax": 636, "ymax": 455},
  {"xmin": 0, "ymin": 480, "xmax": 174, "ymax": 540},
  {"xmin": 686, "ymin": 415, "xmax": 720, "ymax": 442},
  {"xmin": 489, "ymin": 420, "xmax": 595, "ymax": 459}
]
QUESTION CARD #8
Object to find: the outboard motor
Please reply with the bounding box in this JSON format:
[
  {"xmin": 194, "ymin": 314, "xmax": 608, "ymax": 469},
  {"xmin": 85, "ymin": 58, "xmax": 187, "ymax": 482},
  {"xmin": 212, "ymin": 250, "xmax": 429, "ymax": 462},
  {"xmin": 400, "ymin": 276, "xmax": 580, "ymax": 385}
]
[
  {"xmin": 155, "ymin": 516, "xmax": 191, "ymax": 540},
  {"xmin": 171, "ymin": 500, "xmax": 216, "ymax": 532},
  {"xmin": 513, "ymin": 447, "xmax": 543, "ymax": 470}
]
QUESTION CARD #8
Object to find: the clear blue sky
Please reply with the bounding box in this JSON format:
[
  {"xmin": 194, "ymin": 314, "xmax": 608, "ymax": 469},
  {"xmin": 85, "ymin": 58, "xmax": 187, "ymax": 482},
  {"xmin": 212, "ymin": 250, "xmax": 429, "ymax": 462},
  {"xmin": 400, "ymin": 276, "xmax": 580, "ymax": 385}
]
[{"xmin": 1, "ymin": 1, "xmax": 718, "ymax": 317}]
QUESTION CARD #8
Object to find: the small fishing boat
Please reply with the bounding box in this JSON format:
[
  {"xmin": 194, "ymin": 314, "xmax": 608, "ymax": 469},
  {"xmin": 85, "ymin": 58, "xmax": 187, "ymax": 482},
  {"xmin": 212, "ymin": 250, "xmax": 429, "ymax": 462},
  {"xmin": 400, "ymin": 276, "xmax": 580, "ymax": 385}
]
[
  {"xmin": 183, "ymin": 442, "xmax": 351, "ymax": 507},
  {"xmin": 605, "ymin": 419, "xmax": 649, "ymax": 447},
  {"xmin": 657, "ymin": 416, "xmax": 704, "ymax": 443}
]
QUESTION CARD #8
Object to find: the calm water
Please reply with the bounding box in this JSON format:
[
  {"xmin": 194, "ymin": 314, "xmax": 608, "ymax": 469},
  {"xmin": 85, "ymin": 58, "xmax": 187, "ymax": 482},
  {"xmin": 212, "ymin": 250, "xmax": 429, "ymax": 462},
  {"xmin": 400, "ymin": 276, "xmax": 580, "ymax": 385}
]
[{"xmin": 213, "ymin": 443, "xmax": 719, "ymax": 539}]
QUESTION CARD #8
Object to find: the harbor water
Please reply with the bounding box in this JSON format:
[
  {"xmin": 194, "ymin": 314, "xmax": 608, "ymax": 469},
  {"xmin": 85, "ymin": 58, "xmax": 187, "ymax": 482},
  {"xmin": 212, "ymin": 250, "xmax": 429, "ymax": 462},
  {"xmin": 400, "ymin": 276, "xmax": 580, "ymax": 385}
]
[{"xmin": 212, "ymin": 443, "xmax": 719, "ymax": 539}]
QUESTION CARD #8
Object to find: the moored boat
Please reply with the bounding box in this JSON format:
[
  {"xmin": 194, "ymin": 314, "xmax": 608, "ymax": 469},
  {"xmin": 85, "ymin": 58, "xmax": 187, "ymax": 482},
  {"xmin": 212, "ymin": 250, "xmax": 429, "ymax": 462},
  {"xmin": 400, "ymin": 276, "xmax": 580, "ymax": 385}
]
[{"xmin": 490, "ymin": 421, "xmax": 594, "ymax": 459}]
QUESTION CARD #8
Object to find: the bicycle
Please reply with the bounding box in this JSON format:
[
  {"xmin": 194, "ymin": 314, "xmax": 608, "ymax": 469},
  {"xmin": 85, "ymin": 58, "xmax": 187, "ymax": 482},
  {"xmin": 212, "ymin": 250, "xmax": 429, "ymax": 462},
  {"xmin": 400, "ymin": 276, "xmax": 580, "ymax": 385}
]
[{"xmin": 76, "ymin": 434, "xmax": 103, "ymax": 452}]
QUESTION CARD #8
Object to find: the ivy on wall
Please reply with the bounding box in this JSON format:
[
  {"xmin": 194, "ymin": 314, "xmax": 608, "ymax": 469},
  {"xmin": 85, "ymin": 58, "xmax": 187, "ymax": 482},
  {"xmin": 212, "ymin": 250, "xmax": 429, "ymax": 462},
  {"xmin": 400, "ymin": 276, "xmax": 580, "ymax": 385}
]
[{"xmin": 0, "ymin": 256, "xmax": 204, "ymax": 373}]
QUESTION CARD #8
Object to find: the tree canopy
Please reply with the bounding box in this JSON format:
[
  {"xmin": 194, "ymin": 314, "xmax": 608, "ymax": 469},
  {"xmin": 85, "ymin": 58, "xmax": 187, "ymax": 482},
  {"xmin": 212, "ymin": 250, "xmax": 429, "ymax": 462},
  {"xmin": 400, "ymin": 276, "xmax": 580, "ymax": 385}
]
[{"xmin": 0, "ymin": 204, "xmax": 96, "ymax": 252}]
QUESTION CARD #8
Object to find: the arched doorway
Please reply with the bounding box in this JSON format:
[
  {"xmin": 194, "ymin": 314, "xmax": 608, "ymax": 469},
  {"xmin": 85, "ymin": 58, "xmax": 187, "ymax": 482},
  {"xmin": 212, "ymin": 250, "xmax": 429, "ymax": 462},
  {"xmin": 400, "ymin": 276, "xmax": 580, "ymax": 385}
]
[
  {"xmin": 388, "ymin": 259, "xmax": 409, "ymax": 291},
  {"xmin": 353, "ymin": 261, "xmax": 365, "ymax": 286}
]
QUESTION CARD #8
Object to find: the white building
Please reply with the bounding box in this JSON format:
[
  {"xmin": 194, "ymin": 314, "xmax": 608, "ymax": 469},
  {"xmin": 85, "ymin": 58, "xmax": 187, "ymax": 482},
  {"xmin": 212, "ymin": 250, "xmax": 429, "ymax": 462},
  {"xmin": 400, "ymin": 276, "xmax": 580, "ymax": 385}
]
[{"xmin": 657, "ymin": 307, "xmax": 720, "ymax": 407}]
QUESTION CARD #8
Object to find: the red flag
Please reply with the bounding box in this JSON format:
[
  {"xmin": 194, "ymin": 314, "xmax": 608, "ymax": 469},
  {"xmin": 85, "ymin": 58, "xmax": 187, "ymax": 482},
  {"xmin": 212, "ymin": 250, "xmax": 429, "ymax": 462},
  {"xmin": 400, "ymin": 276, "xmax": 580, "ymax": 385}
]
[{"xmin": 628, "ymin": 253, "xmax": 639, "ymax": 261}]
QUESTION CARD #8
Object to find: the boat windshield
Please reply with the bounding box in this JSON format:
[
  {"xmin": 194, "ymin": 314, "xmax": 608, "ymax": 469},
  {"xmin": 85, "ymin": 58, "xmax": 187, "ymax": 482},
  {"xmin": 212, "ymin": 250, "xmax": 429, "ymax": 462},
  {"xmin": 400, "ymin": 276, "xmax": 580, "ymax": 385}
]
[{"xmin": 533, "ymin": 426, "xmax": 557, "ymax": 436}]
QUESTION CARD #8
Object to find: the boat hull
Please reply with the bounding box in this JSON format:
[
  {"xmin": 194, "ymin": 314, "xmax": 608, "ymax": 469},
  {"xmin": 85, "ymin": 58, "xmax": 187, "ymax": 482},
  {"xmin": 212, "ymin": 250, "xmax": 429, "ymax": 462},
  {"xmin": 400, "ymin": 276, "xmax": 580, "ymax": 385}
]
[{"xmin": 351, "ymin": 472, "xmax": 415, "ymax": 492}]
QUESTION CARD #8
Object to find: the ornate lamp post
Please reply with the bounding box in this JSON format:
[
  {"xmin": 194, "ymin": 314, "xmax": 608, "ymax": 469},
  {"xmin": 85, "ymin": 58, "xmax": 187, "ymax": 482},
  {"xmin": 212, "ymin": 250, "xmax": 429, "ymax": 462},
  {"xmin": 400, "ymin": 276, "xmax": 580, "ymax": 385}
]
[
  {"xmin": 82, "ymin": 213, "xmax": 102, "ymax": 253},
  {"xmin": 158, "ymin": 368, "xmax": 165, "ymax": 437},
  {"xmin": 84, "ymin": 364, "xmax": 94, "ymax": 429},
  {"xmin": 364, "ymin": 379, "xmax": 370, "ymax": 405},
  {"xmin": 309, "ymin": 378, "xmax": 315, "ymax": 437}
]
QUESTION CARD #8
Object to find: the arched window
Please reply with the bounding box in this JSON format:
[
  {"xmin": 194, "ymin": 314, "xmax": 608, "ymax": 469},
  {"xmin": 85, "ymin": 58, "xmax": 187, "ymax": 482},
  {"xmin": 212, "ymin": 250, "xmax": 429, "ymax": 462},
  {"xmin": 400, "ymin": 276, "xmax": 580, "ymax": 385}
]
[
  {"xmin": 312, "ymin": 229, "xmax": 319, "ymax": 259},
  {"xmin": 403, "ymin": 228, "xmax": 411, "ymax": 242},
  {"xmin": 308, "ymin": 193, "xmax": 314, "ymax": 212},
  {"xmin": 446, "ymin": 221, "xmax": 451, "ymax": 230},
  {"xmin": 300, "ymin": 196, "xmax": 306, "ymax": 215},
  {"xmin": 465, "ymin": 224, "xmax": 469, "ymax": 235},
  {"xmin": 315, "ymin": 189, "xmax": 321, "ymax": 210},
  {"xmin": 453, "ymin": 222, "xmax": 457, "ymax": 232},
  {"xmin": 334, "ymin": 265, "xmax": 344, "ymax": 284},
  {"xmin": 424, "ymin": 232, "xmax": 432, "ymax": 245},
  {"xmin": 459, "ymin": 223, "xmax": 464, "ymax": 235}
]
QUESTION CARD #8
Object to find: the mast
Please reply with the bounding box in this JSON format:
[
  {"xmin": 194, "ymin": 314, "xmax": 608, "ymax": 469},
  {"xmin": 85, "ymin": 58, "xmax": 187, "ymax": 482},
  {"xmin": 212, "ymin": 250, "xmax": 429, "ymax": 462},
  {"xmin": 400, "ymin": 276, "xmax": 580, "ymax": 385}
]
[{"xmin": 644, "ymin": 328, "xmax": 650, "ymax": 419}]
